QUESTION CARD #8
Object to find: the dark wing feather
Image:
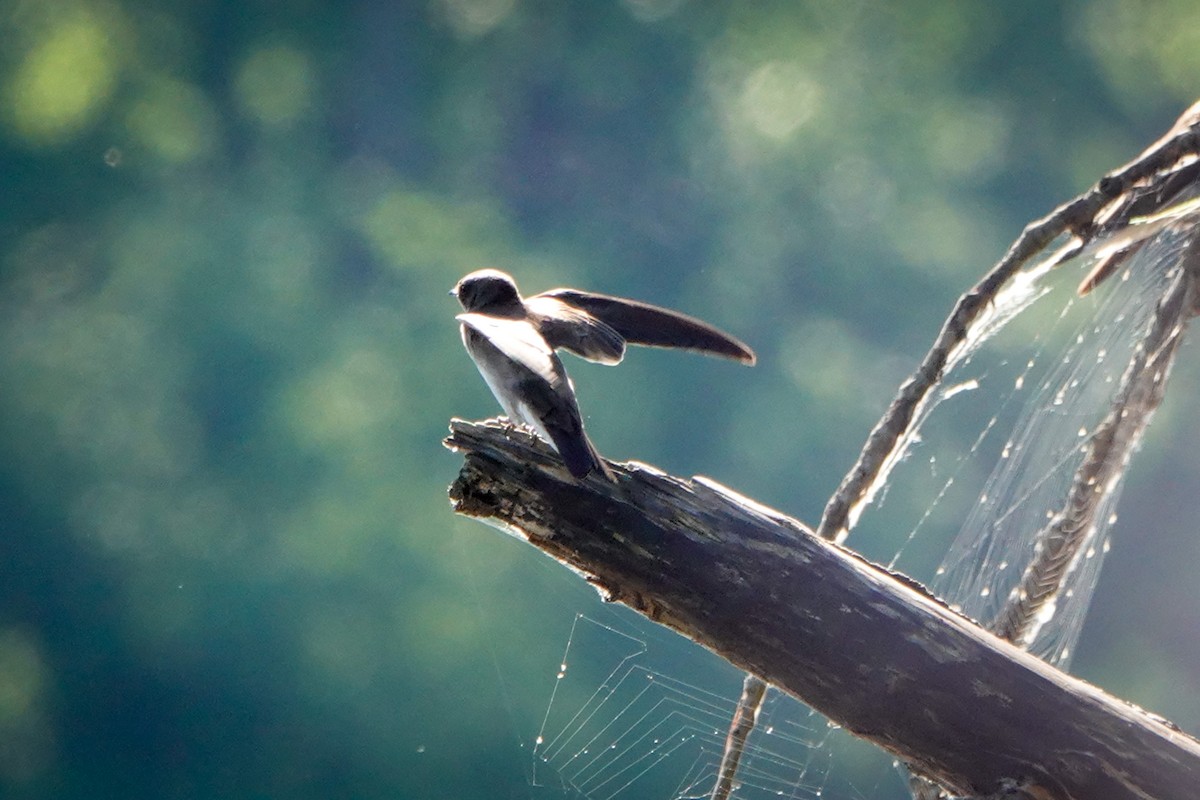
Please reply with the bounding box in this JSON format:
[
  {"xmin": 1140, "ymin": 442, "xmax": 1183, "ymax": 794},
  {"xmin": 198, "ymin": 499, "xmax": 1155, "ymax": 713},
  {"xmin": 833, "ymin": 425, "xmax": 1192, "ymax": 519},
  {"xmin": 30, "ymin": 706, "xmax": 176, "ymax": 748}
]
[
  {"xmin": 524, "ymin": 296, "xmax": 626, "ymax": 364},
  {"xmin": 536, "ymin": 289, "xmax": 756, "ymax": 365}
]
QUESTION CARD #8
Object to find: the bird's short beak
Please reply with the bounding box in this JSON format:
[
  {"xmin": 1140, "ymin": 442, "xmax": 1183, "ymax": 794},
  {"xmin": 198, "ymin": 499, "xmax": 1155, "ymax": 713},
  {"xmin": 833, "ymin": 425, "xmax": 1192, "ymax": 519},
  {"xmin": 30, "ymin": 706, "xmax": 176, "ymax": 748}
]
[{"xmin": 448, "ymin": 288, "xmax": 456, "ymax": 296}]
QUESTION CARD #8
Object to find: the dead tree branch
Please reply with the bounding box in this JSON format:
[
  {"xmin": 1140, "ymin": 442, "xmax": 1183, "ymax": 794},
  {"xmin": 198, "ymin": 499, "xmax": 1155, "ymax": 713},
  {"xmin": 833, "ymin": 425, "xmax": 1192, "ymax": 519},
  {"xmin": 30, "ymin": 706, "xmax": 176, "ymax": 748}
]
[{"xmin": 446, "ymin": 418, "xmax": 1200, "ymax": 800}]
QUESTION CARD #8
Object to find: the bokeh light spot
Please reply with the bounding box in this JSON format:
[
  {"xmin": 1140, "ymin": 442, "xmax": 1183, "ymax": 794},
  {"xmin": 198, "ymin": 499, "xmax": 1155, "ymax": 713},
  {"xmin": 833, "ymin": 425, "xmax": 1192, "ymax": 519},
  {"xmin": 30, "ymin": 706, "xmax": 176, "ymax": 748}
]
[
  {"xmin": 887, "ymin": 192, "xmax": 997, "ymax": 277},
  {"xmin": 741, "ymin": 60, "xmax": 821, "ymax": 141},
  {"xmin": 0, "ymin": 630, "xmax": 42, "ymax": 721},
  {"xmin": 1078, "ymin": 0, "xmax": 1200, "ymax": 110},
  {"xmin": 284, "ymin": 347, "xmax": 403, "ymax": 449},
  {"xmin": 5, "ymin": 10, "xmax": 120, "ymax": 144},
  {"xmin": 435, "ymin": 0, "xmax": 515, "ymax": 39},
  {"xmin": 360, "ymin": 188, "xmax": 508, "ymax": 277},
  {"xmin": 623, "ymin": 0, "xmax": 687, "ymax": 23},
  {"xmin": 0, "ymin": 628, "xmax": 54, "ymax": 784},
  {"xmin": 126, "ymin": 79, "xmax": 218, "ymax": 163},
  {"xmin": 234, "ymin": 43, "xmax": 314, "ymax": 127},
  {"xmin": 925, "ymin": 101, "xmax": 1009, "ymax": 182},
  {"xmin": 782, "ymin": 316, "xmax": 867, "ymax": 402}
]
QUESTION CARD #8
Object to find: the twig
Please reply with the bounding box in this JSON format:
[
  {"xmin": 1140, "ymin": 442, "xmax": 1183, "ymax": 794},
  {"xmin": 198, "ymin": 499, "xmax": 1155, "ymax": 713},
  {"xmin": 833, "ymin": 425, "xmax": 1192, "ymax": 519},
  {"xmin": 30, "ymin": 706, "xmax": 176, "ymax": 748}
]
[
  {"xmin": 707, "ymin": 674, "xmax": 768, "ymax": 800},
  {"xmin": 815, "ymin": 101, "xmax": 1200, "ymax": 544},
  {"xmin": 992, "ymin": 237, "xmax": 1197, "ymax": 645}
]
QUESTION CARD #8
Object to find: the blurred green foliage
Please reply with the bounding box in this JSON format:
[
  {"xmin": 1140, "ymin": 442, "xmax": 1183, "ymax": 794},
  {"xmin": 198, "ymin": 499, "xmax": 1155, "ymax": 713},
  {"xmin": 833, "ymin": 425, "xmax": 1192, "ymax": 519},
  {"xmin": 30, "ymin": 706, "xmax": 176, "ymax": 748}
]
[{"xmin": 0, "ymin": 1, "xmax": 1198, "ymax": 798}]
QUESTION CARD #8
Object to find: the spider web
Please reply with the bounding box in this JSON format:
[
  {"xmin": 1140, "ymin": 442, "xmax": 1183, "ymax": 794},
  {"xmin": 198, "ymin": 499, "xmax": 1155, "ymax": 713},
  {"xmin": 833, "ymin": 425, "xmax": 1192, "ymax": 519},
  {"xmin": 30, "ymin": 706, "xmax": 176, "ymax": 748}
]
[
  {"xmin": 889, "ymin": 220, "xmax": 1183, "ymax": 667},
  {"xmin": 529, "ymin": 613, "xmax": 839, "ymax": 800}
]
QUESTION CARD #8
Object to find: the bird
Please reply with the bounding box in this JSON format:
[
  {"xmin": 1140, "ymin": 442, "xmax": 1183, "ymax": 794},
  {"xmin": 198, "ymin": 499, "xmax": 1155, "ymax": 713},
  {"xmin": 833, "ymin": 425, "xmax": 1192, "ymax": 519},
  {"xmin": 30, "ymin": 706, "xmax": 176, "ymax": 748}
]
[{"xmin": 453, "ymin": 268, "xmax": 755, "ymax": 480}]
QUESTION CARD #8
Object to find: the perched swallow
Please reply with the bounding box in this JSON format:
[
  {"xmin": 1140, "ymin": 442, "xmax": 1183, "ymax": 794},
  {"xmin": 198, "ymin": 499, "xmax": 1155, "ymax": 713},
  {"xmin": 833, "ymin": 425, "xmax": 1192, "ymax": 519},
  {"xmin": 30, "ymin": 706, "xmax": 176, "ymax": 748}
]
[{"xmin": 453, "ymin": 268, "xmax": 755, "ymax": 480}]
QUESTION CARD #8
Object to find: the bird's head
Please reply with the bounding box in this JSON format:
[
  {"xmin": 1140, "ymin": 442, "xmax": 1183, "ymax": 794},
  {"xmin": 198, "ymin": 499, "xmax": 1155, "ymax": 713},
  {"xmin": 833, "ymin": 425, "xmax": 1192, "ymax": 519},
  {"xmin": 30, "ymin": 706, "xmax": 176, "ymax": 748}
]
[{"xmin": 452, "ymin": 269, "xmax": 523, "ymax": 313}]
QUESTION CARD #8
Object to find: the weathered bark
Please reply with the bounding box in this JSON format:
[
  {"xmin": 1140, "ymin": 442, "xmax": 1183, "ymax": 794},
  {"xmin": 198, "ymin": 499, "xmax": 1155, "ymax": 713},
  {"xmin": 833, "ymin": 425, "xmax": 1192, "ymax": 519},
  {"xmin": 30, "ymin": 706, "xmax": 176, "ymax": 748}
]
[{"xmin": 446, "ymin": 418, "xmax": 1200, "ymax": 800}]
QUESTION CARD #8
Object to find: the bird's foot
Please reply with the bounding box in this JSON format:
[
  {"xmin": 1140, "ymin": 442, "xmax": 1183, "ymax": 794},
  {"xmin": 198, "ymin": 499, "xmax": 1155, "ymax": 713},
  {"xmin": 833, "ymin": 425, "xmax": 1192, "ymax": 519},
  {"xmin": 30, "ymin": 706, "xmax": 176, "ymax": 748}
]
[{"xmin": 494, "ymin": 416, "xmax": 538, "ymax": 440}]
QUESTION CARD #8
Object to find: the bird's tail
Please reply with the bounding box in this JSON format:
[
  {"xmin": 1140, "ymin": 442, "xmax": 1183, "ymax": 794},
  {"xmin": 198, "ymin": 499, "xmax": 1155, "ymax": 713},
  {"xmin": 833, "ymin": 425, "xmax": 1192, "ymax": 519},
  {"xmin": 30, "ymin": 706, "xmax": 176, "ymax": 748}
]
[{"xmin": 552, "ymin": 427, "xmax": 617, "ymax": 483}]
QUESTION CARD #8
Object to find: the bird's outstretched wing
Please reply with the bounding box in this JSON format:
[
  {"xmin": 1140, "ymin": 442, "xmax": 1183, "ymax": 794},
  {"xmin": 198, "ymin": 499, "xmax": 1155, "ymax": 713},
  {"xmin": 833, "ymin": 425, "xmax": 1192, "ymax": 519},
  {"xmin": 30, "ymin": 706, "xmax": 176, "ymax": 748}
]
[
  {"xmin": 535, "ymin": 288, "xmax": 756, "ymax": 365},
  {"xmin": 524, "ymin": 296, "xmax": 627, "ymax": 365}
]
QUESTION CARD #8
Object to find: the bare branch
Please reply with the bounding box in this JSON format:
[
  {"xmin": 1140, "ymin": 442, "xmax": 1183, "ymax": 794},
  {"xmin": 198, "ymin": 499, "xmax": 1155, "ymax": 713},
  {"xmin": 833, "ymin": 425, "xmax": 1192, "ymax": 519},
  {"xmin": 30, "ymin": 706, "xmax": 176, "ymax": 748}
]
[
  {"xmin": 993, "ymin": 237, "xmax": 1197, "ymax": 645},
  {"xmin": 815, "ymin": 100, "xmax": 1200, "ymax": 544},
  {"xmin": 707, "ymin": 674, "xmax": 768, "ymax": 800},
  {"xmin": 445, "ymin": 419, "xmax": 1200, "ymax": 800}
]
